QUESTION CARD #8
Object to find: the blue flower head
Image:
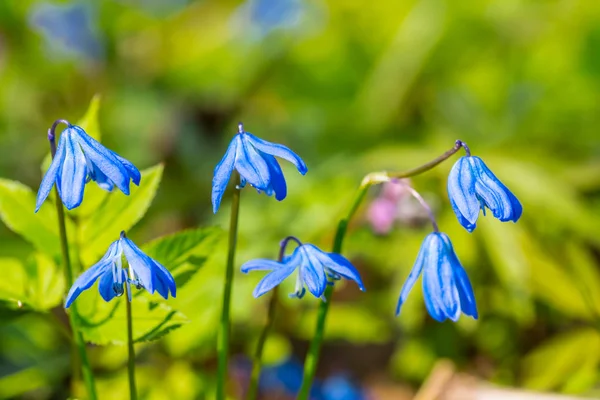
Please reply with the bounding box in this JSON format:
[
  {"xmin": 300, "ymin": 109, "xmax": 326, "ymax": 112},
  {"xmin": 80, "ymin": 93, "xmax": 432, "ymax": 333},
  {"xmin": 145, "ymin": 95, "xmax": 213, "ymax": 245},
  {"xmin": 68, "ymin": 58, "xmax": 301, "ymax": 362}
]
[
  {"xmin": 447, "ymin": 155, "xmax": 522, "ymax": 232},
  {"xmin": 211, "ymin": 123, "xmax": 307, "ymax": 213},
  {"xmin": 36, "ymin": 123, "xmax": 141, "ymax": 212},
  {"xmin": 396, "ymin": 232, "xmax": 477, "ymax": 322},
  {"xmin": 241, "ymin": 239, "xmax": 364, "ymax": 300},
  {"xmin": 65, "ymin": 232, "xmax": 175, "ymax": 307}
]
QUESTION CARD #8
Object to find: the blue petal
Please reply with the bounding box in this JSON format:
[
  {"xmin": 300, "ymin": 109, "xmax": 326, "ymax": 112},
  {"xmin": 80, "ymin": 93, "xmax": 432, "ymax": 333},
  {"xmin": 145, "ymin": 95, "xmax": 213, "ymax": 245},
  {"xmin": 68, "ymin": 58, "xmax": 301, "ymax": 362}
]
[
  {"xmin": 151, "ymin": 259, "xmax": 176, "ymax": 298},
  {"xmin": 439, "ymin": 234, "xmax": 478, "ymax": 319},
  {"xmin": 98, "ymin": 267, "xmax": 127, "ymax": 302},
  {"xmin": 297, "ymin": 246, "xmax": 327, "ymax": 298},
  {"xmin": 65, "ymin": 240, "xmax": 120, "ymax": 307},
  {"xmin": 241, "ymin": 259, "xmax": 287, "ymax": 273},
  {"xmin": 121, "ymin": 237, "xmax": 154, "ymax": 294},
  {"xmin": 245, "ymin": 132, "xmax": 308, "ymax": 175},
  {"xmin": 235, "ymin": 134, "xmax": 271, "ymax": 191},
  {"xmin": 73, "ymin": 126, "xmax": 131, "ymax": 195},
  {"xmin": 447, "ymin": 157, "xmax": 480, "ymax": 231},
  {"xmin": 114, "ymin": 153, "xmax": 141, "ymax": 186},
  {"xmin": 86, "ymin": 159, "xmax": 114, "ymax": 191},
  {"xmin": 252, "ymin": 263, "xmax": 297, "ymax": 298},
  {"xmin": 212, "ymin": 135, "xmax": 239, "ymax": 213},
  {"xmin": 263, "ymin": 154, "xmax": 287, "ymax": 201},
  {"xmin": 308, "ymin": 246, "xmax": 365, "ymax": 291},
  {"xmin": 471, "ymin": 156, "xmax": 522, "ymax": 223},
  {"xmin": 396, "ymin": 238, "xmax": 427, "ymax": 315},
  {"xmin": 35, "ymin": 131, "xmax": 68, "ymax": 212},
  {"xmin": 60, "ymin": 130, "xmax": 88, "ymax": 210}
]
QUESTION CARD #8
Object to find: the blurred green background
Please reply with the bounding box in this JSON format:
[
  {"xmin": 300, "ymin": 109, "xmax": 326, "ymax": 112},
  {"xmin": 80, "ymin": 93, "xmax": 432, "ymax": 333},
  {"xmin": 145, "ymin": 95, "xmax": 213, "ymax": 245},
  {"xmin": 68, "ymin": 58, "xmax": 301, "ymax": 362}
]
[{"xmin": 1, "ymin": 0, "xmax": 600, "ymax": 398}]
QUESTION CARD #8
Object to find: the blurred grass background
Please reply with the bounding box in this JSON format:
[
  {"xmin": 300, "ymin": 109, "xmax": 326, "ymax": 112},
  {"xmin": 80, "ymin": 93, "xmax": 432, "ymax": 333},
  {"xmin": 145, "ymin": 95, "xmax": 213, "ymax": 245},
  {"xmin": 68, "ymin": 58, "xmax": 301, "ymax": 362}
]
[{"xmin": 1, "ymin": 0, "xmax": 600, "ymax": 398}]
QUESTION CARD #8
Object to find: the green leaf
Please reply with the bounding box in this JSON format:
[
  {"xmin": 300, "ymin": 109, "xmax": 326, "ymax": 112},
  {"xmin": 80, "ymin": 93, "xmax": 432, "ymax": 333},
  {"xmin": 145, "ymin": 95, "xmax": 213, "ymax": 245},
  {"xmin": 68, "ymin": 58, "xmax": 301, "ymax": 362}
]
[
  {"xmin": 0, "ymin": 179, "xmax": 74, "ymax": 260},
  {"xmin": 0, "ymin": 253, "xmax": 64, "ymax": 311},
  {"xmin": 77, "ymin": 94, "xmax": 102, "ymax": 141},
  {"xmin": 522, "ymin": 328, "xmax": 600, "ymax": 391},
  {"xmin": 142, "ymin": 227, "xmax": 224, "ymax": 287},
  {"xmin": 78, "ymin": 164, "xmax": 164, "ymax": 264},
  {"xmin": 76, "ymin": 294, "xmax": 188, "ymax": 345}
]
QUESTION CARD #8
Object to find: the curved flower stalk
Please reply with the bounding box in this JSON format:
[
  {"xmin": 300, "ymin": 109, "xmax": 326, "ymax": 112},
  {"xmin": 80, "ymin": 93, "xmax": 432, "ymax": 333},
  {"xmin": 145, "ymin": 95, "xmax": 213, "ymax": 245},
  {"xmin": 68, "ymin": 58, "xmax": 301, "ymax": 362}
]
[
  {"xmin": 211, "ymin": 122, "xmax": 307, "ymax": 213},
  {"xmin": 396, "ymin": 232, "xmax": 477, "ymax": 322},
  {"xmin": 447, "ymin": 154, "xmax": 522, "ymax": 232},
  {"xmin": 36, "ymin": 121, "xmax": 141, "ymax": 212},
  {"xmin": 242, "ymin": 239, "xmax": 365, "ymax": 300},
  {"xmin": 65, "ymin": 231, "xmax": 176, "ymax": 307}
]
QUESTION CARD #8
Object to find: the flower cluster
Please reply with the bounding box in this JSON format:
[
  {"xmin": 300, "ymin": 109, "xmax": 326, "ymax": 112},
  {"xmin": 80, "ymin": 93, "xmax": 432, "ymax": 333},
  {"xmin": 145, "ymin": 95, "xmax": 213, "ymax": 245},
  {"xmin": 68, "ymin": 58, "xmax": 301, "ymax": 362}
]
[
  {"xmin": 395, "ymin": 149, "xmax": 522, "ymax": 321},
  {"xmin": 37, "ymin": 121, "xmax": 174, "ymax": 307}
]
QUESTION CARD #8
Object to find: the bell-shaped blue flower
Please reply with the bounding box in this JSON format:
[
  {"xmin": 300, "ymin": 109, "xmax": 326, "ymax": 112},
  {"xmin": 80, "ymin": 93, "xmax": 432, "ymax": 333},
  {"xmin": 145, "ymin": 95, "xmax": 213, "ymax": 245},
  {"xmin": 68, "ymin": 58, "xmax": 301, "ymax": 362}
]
[
  {"xmin": 65, "ymin": 232, "xmax": 175, "ymax": 307},
  {"xmin": 211, "ymin": 123, "xmax": 307, "ymax": 213},
  {"xmin": 396, "ymin": 232, "xmax": 477, "ymax": 322},
  {"xmin": 447, "ymin": 156, "xmax": 522, "ymax": 232},
  {"xmin": 36, "ymin": 123, "xmax": 141, "ymax": 212},
  {"xmin": 241, "ymin": 242, "xmax": 364, "ymax": 299}
]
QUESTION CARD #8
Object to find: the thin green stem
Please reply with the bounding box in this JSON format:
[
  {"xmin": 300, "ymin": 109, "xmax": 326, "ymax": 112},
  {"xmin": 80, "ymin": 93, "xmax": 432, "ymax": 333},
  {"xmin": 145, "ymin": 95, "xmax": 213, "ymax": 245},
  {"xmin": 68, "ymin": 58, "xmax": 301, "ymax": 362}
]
[
  {"xmin": 217, "ymin": 172, "xmax": 242, "ymax": 400},
  {"xmin": 246, "ymin": 237, "xmax": 295, "ymax": 400},
  {"xmin": 125, "ymin": 286, "xmax": 138, "ymax": 400},
  {"xmin": 49, "ymin": 122, "xmax": 98, "ymax": 400},
  {"xmin": 247, "ymin": 286, "xmax": 279, "ymax": 400},
  {"xmin": 297, "ymin": 141, "xmax": 466, "ymax": 399}
]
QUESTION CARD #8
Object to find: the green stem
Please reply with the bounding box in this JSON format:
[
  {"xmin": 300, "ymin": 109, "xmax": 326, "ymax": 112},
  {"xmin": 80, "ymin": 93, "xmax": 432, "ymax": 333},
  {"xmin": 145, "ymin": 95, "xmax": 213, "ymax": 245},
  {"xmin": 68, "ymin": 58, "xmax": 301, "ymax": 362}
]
[
  {"xmin": 125, "ymin": 286, "xmax": 138, "ymax": 400},
  {"xmin": 49, "ymin": 124, "xmax": 98, "ymax": 400},
  {"xmin": 217, "ymin": 172, "xmax": 242, "ymax": 400},
  {"xmin": 247, "ymin": 286, "xmax": 279, "ymax": 400},
  {"xmin": 297, "ymin": 140, "xmax": 466, "ymax": 399}
]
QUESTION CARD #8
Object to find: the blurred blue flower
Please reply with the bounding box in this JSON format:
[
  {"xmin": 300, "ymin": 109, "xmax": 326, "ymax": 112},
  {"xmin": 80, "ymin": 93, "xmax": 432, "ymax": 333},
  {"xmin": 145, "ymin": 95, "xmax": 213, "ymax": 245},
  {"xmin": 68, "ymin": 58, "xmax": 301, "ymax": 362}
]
[
  {"xmin": 65, "ymin": 231, "xmax": 175, "ymax": 307},
  {"xmin": 212, "ymin": 123, "xmax": 307, "ymax": 213},
  {"xmin": 36, "ymin": 124, "xmax": 141, "ymax": 211},
  {"xmin": 396, "ymin": 232, "xmax": 477, "ymax": 322},
  {"xmin": 241, "ymin": 242, "xmax": 364, "ymax": 299},
  {"xmin": 321, "ymin": 374, "xmax": 366, "ymax": 400},
  {"xmin": 29, "ymin": 2, "xmax": 104, "ymax": 60},
  {"xmin": 247, "ymin": 0, "xmax": 304, "ymax": 34},
  {"xmin": 447, "ymin": 156, "xmax": 522, "ymax": 232},
  {"xmin": 259, "ymin": 357, "xmax": 304, "ymax": 396}
]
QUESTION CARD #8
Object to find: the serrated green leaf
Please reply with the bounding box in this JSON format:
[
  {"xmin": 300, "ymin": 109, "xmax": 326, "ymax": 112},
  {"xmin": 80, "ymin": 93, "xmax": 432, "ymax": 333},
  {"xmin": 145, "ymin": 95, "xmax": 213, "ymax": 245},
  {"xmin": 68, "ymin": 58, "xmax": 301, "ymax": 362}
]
[
  {"xmin": 75, "ymin": 294, "xmax": 188, "ymax": 345},
  {"xmin": 77, "ymin": 94, "xmax": 102, "ymax": 141},
  {"xmin": 78, "ymin": 164, "xmax": 164, "ymax": 264},
  {"xmin": 0, "ymin": 253, "xmax": 64, "ymax": 311},
  {"xmin": 522, "ymin": 328, "xmax": 600, "ymax": 391},
  {"xmin": 0, "ymin": 179, "xmax": 75, "ymax": 261},
  {"xmin": 142, "ymin": 227, "xmax": 224, "ymax": 288}
]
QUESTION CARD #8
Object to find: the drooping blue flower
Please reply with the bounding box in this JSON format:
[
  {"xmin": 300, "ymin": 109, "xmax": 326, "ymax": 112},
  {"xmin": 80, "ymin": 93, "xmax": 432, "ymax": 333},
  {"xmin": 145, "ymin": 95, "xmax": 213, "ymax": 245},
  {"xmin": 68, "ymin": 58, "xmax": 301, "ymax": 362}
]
[
  {"xmin": 447, "ymin": 156, "xmax": 522, "ymax": 232},
  {"xmin": 212, "ymin": 123, "xmax": 307, "ymax": 213},
  {"xmin": 65, "ymin": 232, "xmax": 175, "ymax": 307},
  {"xmin": 396, "ymin": 232, "xmax": 477, "ymax": 322},
  {"xmin": 36, "ymin": 123, "xmax": 141, "ymax": 212},
  {"xmin": 241, "ymin": 242, "xmax": 364, "ymax": 300}
]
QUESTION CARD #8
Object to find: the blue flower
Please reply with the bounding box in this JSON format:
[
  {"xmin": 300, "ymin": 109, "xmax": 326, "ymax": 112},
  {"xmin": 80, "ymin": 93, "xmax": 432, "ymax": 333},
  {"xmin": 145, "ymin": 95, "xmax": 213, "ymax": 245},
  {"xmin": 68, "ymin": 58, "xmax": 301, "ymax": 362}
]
[
  {"xmin": 241, "ymin": 243, "xmax": 364, "ymax": 299},
  {"xmin": 212, "ymin": 123, "xmax": 307, "ymax": 213},
  {"xmin": 36, "ymin": 124, "xmax": 141, "ymax": 212},
  {"xmin": 396, "ymin": 232, "xmax": 477, "ymax": 322},
  {"xmin": 321, "ymin": 374, "xmax": 366, "ymax": 400},
  {"xmin": 29, "ymin": 2, "xmax": 104, "ymax": 60},
  {"xmin": 65, "ymin": 232, "xmax": 175, "ymax": 307},
  {"xmin": 447, "ymin": 156, "xmax": 522, "ymax": 232}
]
